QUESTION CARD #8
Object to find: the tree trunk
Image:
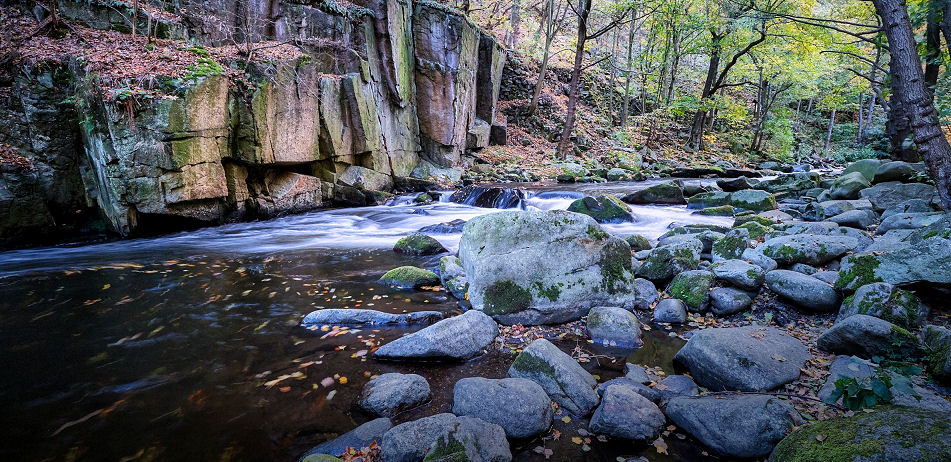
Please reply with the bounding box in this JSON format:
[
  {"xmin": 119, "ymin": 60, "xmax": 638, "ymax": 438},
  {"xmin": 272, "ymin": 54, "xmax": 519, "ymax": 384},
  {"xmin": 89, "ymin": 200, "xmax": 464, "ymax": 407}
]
[
  {"xmin": 873, "ymin": 0, "xmax": 951, "ymax": 208},
  {"xmin": 556, "ymin": 0, "xmax": 590, "ymax": 160},
  {"xmin": 689, "ymin": 40, "xmax": 721, "ymax": 148},
  {"xmin": 507, "ymin": 0, "xmax": 522, "ymax": 48},
  {"xmin": 825, "ymin": 108, "xmax": 836, "ymax": 152},
  {"xmin": 857, "ymin": 93, "xmax": 866, "ymax": 143},
  {"xmin": 620, "ymin": 12, "xmax": 635, "ymax": 126}
]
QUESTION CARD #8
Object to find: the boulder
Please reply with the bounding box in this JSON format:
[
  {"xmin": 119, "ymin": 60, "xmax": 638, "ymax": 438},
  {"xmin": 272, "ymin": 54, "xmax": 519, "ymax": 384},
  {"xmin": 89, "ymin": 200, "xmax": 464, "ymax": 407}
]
[
  {"xmin": 624, "ymin": 363, "xmax": 651, "ymax": 383},
  {"xmin": 451, "ymin": 377, "xmax": 553, "ymax": 439},
  {"xmin": 730, "ymin": 189, "xmax": 777, "ymax": 212},
  {"xmin": 439, "ymin": 256, "xmax": 468, "ymax": 300},
  {"xmin": 300, "ymin": 418, "xmax": 392, "ymax": 460},
  {"xmin": 877, "ymin": 212, "xmax": 948, "ymax": 234},
  {"xmin": 742, "ymin": 247, "xmax": 779, "ymax": 272},
  {"xmin": 586, "ymin": 306, "xmax": 643, "ymax": 349},
  {"xmin": 836, "ymin": 227, "xmax": 951, "ymax": 289},
  {"xmin": 359, "ymin": 373, "xmax": 430, "ymax": 417},
  {"xmin": 589, "ymin": 383, "xmax": 665, "ymax": 442},
  {"xmin": 817, "ymin": 355, "xmax": 951, "ymax": 412},
  {"xmin": 816, "ymin": 314, "xmax": 920, "ymax": 358},
  {"xmin": 655, "ymin": 375, "xmax": 699, "ymax": 403},
  {"xmin": 765, "ymin": 269, "xmax": 839, "ymax": 312},
  {"xmin": 379, "ymin": 266, "xmax": 441, "ymax": 289},
  {"xmin": 667, "ymin": 395, "xmax": 798, "ymax": 459},
  {"xmin": 419, "ymin": 218, "xmax": 467, "ymax": 234},
  {"xmin": 829, "ymin": 171, "xmax": 871, "ymax": 200},
  {"xmin": 695, "ymin": 205, "xmax": 735, "ymax": 216},
  {"xmin": 631, "ymin": 278, "xmax": 660, "ymax": 310},
  {"xmin": 687, "ymin": 191, "xmax": 731, "ymax": 209},
  {"xmin": 673, "ymin": 326, "xmax": 809, "ymax": 391},
  {"xmin": 790, "ymin": 263, "xmax": 818, "ymax": 275},
  {"xmin": 711, "ymin": 259, "xmax": 765, "ymax": 291},
  {"xmin": 381, "ymin": 413, "xmax": 511, "ymax": 462},
  {"xmin": 507, "ymin": 339, "xmax": 599, "ymax": 415},
  {"xmin": 459, "ymin": 210, "xmax": 639, "ymax": 325},
  {"xmin": 760, "ymin": 234, "xmax": 858, "ymax": 266},
  {"xmin": 374, "ymin": 310, "xmax": 499, "ymax": 360},
  {"xmin": 838, "ymin": 282, "xmax": 926, "ymax": 329},
  {"xmin": 923, "ymin": 326, "xmax": 951, "ymax": 382},
  {"xmin": 606, "ymin": 168, "xmax": 634, "ymax": 181},
  {"xmin": 873, "ymin": 161, "xmax": 923, "ymax": 183},
  {"xmin": 711, "ymin": 228, "xmax": 752, "ymax": 262},
  {"xmin": 566, "ymin": 195, "xmax": 633, "ymax": 223},
  {"xmin": 301, "ymin": 309, "xmax": 443, "ymax": 328},
  {"xmin": 859, "ymin": 181, "xmax": 938, "ymax": 212},
  {"xmin": 667, "ymin": 270, "xmax": 714, "ymax": 311},
  {"xmin": 653, "ymin": 298, "xmax": 687, "ymax": 323},
  {"xmin": 881, "ymin": 198, "xmax": 933, "ymax": 219},
  {"xmin": 622, "ymin": 182, "xmax": 686, "ymax": 204},
  {"xmin": 813, "ymin": 270, "xmax": 839, "ymax": 284},
  {"xmin": 717, "ymin": 176, "xmax": 754, "ymax": 192},
  {"xmin": 771, "ymin": 406, "xmax": 951, "ymax": 462},
  {"xmin": 624, "ymin": 234, "xmax": 652, "ymax": 252},
  {"xmin": 636, "ymin": 238, "xmax": 702, "ymax": 282},
  {"xmin": 843, "ymin": 158, "xmax": 882, "ymax": 182},
  {"xmin": 709, "ymin": 287, "xmax": 753, "ymax": 316},
  {"xmin": 755, "ymin": 172, "xmax": 819, "ymax": 197},
  {"xmin": 735, "ymin": 221, "xmax": 771, "ymax": 240},
  {"xmin": 394, "ymin": 233, "xmax": 447, "ymax": 255},
  {"xmin": 827, "ymin": 209, "xmax": 878, "ymax": 229}
]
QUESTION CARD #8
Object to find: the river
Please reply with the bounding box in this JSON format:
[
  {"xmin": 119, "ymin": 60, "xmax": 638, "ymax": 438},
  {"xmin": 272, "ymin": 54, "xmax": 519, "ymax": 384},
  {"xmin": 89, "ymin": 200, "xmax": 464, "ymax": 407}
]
[{"xmin": 0, "ymin": 180, "xmax": 732, "ymax": 462}]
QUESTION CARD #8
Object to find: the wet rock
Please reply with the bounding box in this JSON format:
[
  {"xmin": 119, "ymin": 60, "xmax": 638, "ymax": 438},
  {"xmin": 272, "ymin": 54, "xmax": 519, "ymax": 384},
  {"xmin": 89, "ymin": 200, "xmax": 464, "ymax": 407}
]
[
  {"xmin": 586, "ymin": 306, "xmax": 643, "ymax": 349},
  {"xmin": 374, "ymin": 310, "xmax": 499, "ymax": 361},
  {"xmin": 923, "ymin": 326, "xmax": 951, "ymax": 383},
  {"xmin": 817, "ymin": 314, "xmax": 921, "ymax": 359},
  {"xmin": 379, "ymin": 266, "xmax": 441, "ymax": 289},
  {"xmin": 765, "ymin": 269, "xmax": 839, "ymax": 312},
  {"xmin": 300, "ymin": 418, "xmax": 392, "ymax": 460},
  {"xmin": 838, "ymin": 282, "xmax": 926, "ymax": 329},
  {"xmin": 589, "ymin": 382, "xmax": 665, "ymax": 442},
  {"xmin": 667, "ymin": 270, "xmax": 714, "ymax": 311},
  {"xmin": 451, "ymin": 377, "xmax": 553, "ymax": 439},
  {"xmin": 711, "ymin": 228, "xmax": 752, "ymax": 262},
  {"xmin": 636, "ymin": 238, "xmax": 702, "ymax": 282},
  {"xmin": 621, "ymin": 182, "xmax": 686, "ymax": 204},
  {"xmin": 393, "ymin": 233, "xmax": 447, "ymax": 255},
  {"xmin": 730, "ymin": 189, "xmax": 777, "ymax": 212},
  {"xmin": 667, "ymin": 394, "xmax": 798, "ymax": 459},
  {"xmin": 381, "ymin": 413, "xmax": 511, "ymax": 462},
  {"xmin": 632, "ymin": 278, "xmax": 659, "ymax": 310},
  {"xmin": 508, "ymin": 338, "xmax": 599, "ymax": 415},
  {"xmin": 709, "ymin": 287, "xmax": 753, "ymax": 316},
  {"xmin": 771, "ymin": 406, "xmax": 951, "ymax": 462},
  {"xmin": 624, "ymin": 234, "xmax": 652, "ymax": 251},
  {"xmin": 829, "ymin": 171, "xmax": 871, "ymax": 200},
  {"xmin": 418, "ymin": 219, "xmax": 467, "ymax": 234},
  {"xmin": 760, "ymin": 234, "xmax": 858, "ymax": 266},
  {"xmin": 439, "ymin": 256, "xmax": 468, "ymax": 300},
  {"xmin": 301, "ymin": 309, "xmax": 443, "ymax": 328},
  {"xmin": 567, "ymin": 195, "xmax": 633, "ymax": 223},
  {"xmin": 655, "ymin": 375, "xmax": 699, "ymax": 403},
  {"xmin": 359, "ymin": 373, "xmax": 430, "ymax": 417},
  {"xmin": 653, "ymin": 298, "xmax": 687, "ymax": 323},
  {"xmin": 717, "ymin": 176, "xmax": 754, "ymax": 192},
  {"xmin": 859, "ymin": 181, "xmax": 938, "ymax": 212},
  {"xmin": 674, "ymin": 326, "xmax": 809, "ymax": 391},
  {"xmin": 687, "ymin": 191, "xmax": 731, "ymax": 209},
  {"xmin": 711, "ymin": 259, "xmax": 765, "ymax": 291},
  {"xmin": 459, "ymin": 210, "xmax": 639, "ymax": 325},
  {"xmin": 624, "ymin": 363, "xmax": 651, "ymax": 383}
]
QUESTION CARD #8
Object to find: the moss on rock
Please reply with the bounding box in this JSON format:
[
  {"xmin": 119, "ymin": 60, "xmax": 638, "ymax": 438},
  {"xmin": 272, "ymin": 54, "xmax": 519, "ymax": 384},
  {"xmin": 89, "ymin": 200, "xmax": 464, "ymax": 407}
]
[
  {"xmin": 483, "ymin": 280, "xmax": 532, "ymax": 315},
  {"xmin": 394, "ymin": 233, "xmax": 447, "ymax": 255},
  {"xmin": 379, "ymin": 266, "xmax": 440, "ymax": 289}
]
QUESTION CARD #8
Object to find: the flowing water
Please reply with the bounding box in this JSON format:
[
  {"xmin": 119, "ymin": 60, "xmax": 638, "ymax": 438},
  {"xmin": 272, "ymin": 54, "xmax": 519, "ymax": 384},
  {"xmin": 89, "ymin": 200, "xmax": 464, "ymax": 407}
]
[{"xmin": 0, "ymin": 180, "xmax": 732, "ymax": 462}]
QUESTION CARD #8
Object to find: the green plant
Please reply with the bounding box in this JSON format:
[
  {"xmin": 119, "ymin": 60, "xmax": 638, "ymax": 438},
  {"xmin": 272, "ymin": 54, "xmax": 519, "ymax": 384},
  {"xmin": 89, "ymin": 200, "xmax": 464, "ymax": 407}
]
[{"xmin": 825, "ymin": 373, "xmax": 893, "ymax": 411}]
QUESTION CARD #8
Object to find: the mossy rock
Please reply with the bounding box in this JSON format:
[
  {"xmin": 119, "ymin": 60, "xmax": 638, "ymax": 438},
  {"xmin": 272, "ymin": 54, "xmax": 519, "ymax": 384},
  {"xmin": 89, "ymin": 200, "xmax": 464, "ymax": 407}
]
[
  {"xmin": 687, "ymin": 191, "xmax": 731, "ymax": 209},
  {"xmin": 734, "ymin": 215, "xmax": 774, "ymax": 227},
  {"xmin": 483, "ymin": 280, "xmax": 533, "ymax": 316},
  {"xmin": 567, "ymin": 195, "xmax": 633, "ymax": 223},
  {"xmin": 414, "ymin": 193, "xmax": 434, "ymax": 203},
  {"xmin": 695, "ymin": 205, "xmax": 735, "ymax": 216},
  {"xmin": 838, "ymin": 282, "xmax": 925, "ymax": 329},
  {"xmin": 770, "ymin": 405, "xmax": 951, "ymax": 462},
  {"xmin": 712, "ymin": 228, "xmax": 751, "ymax": 262},
  {"xmin": 923, "ymin": 326, "xmax": 951, "ymax": 382},
  {"xmin": 729, "ymin": 189, "xmax": 777, "ymax": 212},
  {"xmin": 835, "ymin": 254, "xmax": 883, "ymax": 290},
  {"xmin": 622, "ymin": 182, "xmax": 686, "ymax": 204},
  {"xmin": 379, "ymin": 266, "xmax": 440, "ymax": 289},
  {"xmin": 735, "ymin": 221, "xmax": 771, "ymax": 240},
  {"xmin": 625, "ymin": 234, "xmax": 653, "ymax": 252},
  {"xmin": 667, "ymin": 270, "xmax": 714, "ymax": 311},
  {"xmin": 394, "ymin": 233, "xmax": 447, "ymax": 255}
]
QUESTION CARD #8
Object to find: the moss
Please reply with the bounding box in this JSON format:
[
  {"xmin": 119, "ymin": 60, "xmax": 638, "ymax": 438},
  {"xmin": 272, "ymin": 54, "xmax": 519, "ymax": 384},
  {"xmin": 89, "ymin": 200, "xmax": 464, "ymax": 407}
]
[
  {"xmin": 697, "ymin": 205, "xmax": 735, "ymax": 216},
  {"xmin": 586, "ymin": 225, "xmax": 609, "ymax": 241},
  {"xmin": 734, "ymin": 215, "xmax": 773, "ymax": 227},
  {"xmin": 738, "ymin": 357, "xmax": 756, "ymax": 368},
  {"xmin": 736, "ymin": 222, "xmax": 770, "ymax": 240},
  {"xmin": 835, "ymin": 254, "xmax": 882, "ymax": 290},
  {"xmin": 394, "ymin": 233, "xmax": 446, "ymax": 255},
  {"xmin": 379, "ymin": 266, "xmax": 439, "ymax": 288},
  {"xmin": 511, "ymin": 351, "xmax": 557, "ymax": 379},
  {"xmin": 667, "ymin": 272, "xmax": 713, "ymax": 309},
  {"xmin": 567, "ymin": 196, "xmax": 632, "ymax": 223},
  {"xmin": 423, "ymin": 434, "xmax": 470, "ymax": 462},
  {"xmin": 600, "ymin": 241, "xmax": 633, "ymax": 294},
  {"xmin": 534, "ymin": 282, "xmax": 562, "ymax": 302},
  {"xmin": 483, "ymin": 280, "xmax": 532, "ymax": 315},
  {"xmin": 712, "ymin": 233, "xmax": 747, "ymax": 259},
  {"xmin": 767, "ymin": 244, "xmax": 802, "ymax": 262},
  {"xmin": 625, "ymin": 234, "xmax": 652, "ymax": 251}
]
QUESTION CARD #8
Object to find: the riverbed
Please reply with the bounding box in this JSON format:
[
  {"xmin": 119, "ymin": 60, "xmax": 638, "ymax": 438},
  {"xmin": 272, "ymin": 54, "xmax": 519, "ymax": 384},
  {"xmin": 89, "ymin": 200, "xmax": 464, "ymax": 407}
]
[{"xmin": 0, "ymin": 180, "xmax": 732, "ymax": 462}]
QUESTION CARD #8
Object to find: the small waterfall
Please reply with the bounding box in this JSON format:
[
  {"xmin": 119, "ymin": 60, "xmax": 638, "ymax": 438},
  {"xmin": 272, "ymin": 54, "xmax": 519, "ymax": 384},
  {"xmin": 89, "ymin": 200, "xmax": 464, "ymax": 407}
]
[{"xmin": 449, "ymin": 186, "xmax": 527, "ymax": 209}]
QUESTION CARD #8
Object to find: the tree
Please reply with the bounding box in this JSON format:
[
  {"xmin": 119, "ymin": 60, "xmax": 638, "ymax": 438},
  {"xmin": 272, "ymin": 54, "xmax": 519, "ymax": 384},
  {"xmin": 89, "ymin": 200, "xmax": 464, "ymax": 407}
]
[
  {"xmin": 870, "ymin": 0, "xmax": 951, "ymax": 208},
  {"xmin": 527, "ymin": 0, "xmax": 571, "ymax": 116}
]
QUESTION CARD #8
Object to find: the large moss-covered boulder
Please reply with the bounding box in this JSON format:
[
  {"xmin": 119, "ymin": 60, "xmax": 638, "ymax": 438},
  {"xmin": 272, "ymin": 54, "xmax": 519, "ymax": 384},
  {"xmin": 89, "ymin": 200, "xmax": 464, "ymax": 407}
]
[
  {"xmin": 621, "ymin": 182, "xmax": 686, "ymax": 204},
  {"xmin": 760, "ymin": 234, "xmax": 858, "ymax": 266},
  {"xmin": 394, "ymin": 233, "xmax": 447, "ymax": 255},
  {"xmin": 667, "ymin": 270, "xmax": 715, "ymax": 311},
  {"xmin": 636, "ymin": 238, "xmax": 703, "ymax": 282},
  {"xmin": 729, "ymin": 189, "xmax": 777, "ymax": 212},
  {"xmin": 381, "ymin": 413, "xmax": 511, "ymax": 462},
  {"xmin": 567, "ymin": 195, "xmax": 633, "ymax": 223},
  {"xmin": 838, "ymin": 282, "xmax": 926, "ymax": 329},
  {"xmin": 379, "ymin": 266, "xmax": 440, "ymax": 289},
  {"xmin": 817, "ymin": 314, "xmax": 920, "ymax": 359},
  {"xmin": 624, "ymin": 234, "xmax": 652, "ymax": 252},
  {"xmin": 836, "ymin": 223, "xmax": 951, "ymax": 289},
  {"xmin": 859, "ymin": 181, "xmax": 938, "ymax": 212},
  {"xmin": 829, "ymin": 171, "xmax": 871, "ymax": 200},
  {"xmin": 770, "ymin": 406, "xmax": 951, "ymax": 462},
  {"xmin": 712, "ymin": 228, "xmax": 752, "ymax": 262},
  {"xmin": 459, "ymin": 210, "xmax": 638, "ymax": 325},
  {"xmin": 842, "ymin": 158, "xmax": 883, "ymax": 182},
  {"xmin": 687, "ymin": 191, "xmax": 731, "ymax": 209}
]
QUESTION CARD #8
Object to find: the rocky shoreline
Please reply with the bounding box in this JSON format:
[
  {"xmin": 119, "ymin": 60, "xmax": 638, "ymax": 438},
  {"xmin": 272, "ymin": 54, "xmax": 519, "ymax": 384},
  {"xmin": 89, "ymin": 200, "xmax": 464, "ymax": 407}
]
[{"xmin": 301, "ymin": 158, "xmax": 951, "ymax": 461}]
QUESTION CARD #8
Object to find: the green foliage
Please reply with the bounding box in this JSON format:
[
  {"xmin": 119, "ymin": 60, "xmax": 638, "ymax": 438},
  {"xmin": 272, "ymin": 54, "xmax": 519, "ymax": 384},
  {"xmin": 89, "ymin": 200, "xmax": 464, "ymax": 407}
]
[
  {"xmin": 182, "ymin": 58, "xmax": 225, "ymax": 82},
  {"xmin": 826, "ymin": 373, "xmax": 893, "ymax": 411}
]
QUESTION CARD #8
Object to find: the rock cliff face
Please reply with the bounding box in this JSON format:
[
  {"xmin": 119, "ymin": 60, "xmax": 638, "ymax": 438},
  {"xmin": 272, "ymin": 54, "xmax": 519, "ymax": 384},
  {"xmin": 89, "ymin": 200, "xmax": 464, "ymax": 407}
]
[{"xmin": 0, "ymin": 0, "xmax": 505, "ymax": 245}]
